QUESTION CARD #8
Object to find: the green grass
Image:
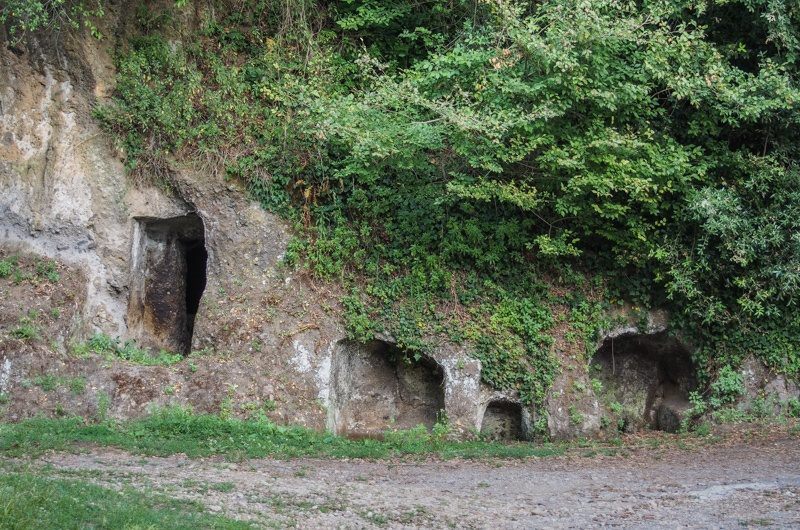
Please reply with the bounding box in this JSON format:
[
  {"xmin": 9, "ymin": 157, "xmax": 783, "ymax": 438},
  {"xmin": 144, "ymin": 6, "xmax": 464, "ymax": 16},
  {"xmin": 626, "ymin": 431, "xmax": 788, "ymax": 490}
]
[
  {"xmin": 9, "ymin": 324, "xmax": 39, "ymax": 341},
  {"xmin": 29, "ymin": 375, "xmax": 86, "ymax": 395},
  {"xmin": 0, "ymin": 255, "xmax": 60, "ymax": 285},
  {"xmin": 72, "ymin": 333, "xmax": 183, "ymax": 367},
  {"xmin": 0, "ymin": 470, "xmax": 252, "ymax": 529},
  {"xmin": 0, "ymin": 407, "xmax": 563, "ymax": 460},
  {"xmin": 31, "ymin": 375, "xmax": 58, "ymax": 392}
]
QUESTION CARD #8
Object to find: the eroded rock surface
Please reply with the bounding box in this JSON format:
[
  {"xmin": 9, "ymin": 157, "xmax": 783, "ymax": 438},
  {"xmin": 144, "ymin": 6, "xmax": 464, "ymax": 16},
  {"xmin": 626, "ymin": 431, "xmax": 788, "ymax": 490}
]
[{"xmin": 592, "ymin": 332, "xmax": 696, "ymax": 433}]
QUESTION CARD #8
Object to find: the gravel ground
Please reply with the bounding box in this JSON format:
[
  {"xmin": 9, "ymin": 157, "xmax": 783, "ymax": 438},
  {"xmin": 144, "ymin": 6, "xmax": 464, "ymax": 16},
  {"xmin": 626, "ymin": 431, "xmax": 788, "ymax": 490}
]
[{"xmin": 8, "ymin": 429, "xmax": 800, "ymax": 529}]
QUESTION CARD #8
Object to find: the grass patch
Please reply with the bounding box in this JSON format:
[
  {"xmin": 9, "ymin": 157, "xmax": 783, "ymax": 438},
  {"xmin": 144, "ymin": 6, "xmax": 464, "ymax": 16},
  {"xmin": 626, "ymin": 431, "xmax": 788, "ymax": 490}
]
[
  {"xmin": 29, "ymin": 375, "xmax": 87, "ymax": 395},
  {"xmin": 10, "ymin": 323, "xmax": 39, "ymax": 341},
  {"xmin": 0, "ymin": 255, "xmax": 60, "ymax": 284},
  {"xmin": 0, "ymin": 407, "xmax": 563, "ymax": 460},
  {"xmin": 72, "ymin": 333, "xmax": 183, "ymax": 367},
  {"xmin": 211, "ymin": 481, "xmax": 236, "ymax": 493},
  {"xmin": 0, "ymin": 470, "xmax": 251, "ymax": 529}
]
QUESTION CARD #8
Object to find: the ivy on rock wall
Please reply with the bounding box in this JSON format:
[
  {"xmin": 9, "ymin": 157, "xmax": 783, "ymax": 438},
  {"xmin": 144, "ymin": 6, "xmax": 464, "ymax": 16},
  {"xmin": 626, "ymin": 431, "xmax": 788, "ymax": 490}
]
[{"xmin": 10, "ymin": 0, "xmax": 800, "ymax": 408}]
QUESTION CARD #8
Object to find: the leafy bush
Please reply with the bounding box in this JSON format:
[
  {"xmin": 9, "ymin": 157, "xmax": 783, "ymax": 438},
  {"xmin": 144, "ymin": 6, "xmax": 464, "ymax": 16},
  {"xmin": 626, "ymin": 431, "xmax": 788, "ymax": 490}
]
[
  {"xmin": 787, "ymin": 398, "xmax": 800, "ymax": 419},
  {"xmin": 0, "ymin": 0, "xmax": 105, "ymax": 40},
  {"xmin": 709, "ymin": 365, "xmax": 746, "ymax": 408}
]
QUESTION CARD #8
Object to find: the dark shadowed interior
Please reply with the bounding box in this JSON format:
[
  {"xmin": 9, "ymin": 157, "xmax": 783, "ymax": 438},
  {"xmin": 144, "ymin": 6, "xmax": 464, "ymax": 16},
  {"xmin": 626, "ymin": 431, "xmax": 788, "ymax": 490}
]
[{"xmin": 128, "ymin": 213, "xmax": 207, "ymax": 354}]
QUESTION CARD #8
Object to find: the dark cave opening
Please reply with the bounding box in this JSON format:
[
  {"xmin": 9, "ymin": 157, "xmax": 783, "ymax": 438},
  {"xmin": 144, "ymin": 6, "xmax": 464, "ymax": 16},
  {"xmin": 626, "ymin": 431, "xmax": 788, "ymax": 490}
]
[
  {"xmin": 183, "ymin": 238, "xmax": 207, "ymax": 342},
  {"xmin": 128, "ymin": 213, "xmax": 208, "ymax": 355}
]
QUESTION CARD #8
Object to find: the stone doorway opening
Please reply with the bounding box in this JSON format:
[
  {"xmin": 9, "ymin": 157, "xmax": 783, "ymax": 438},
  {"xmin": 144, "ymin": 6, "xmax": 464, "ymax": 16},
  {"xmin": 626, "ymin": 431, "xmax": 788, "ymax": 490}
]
[
  {"xmin": 592, "ymin": 332, "xmax": 696, "ymax": 432},
  {"xmin": 128, "ymin": 214, "xmax": 208, "ymax": 354},
  {"xmin": 480, "ymin": 400, "xmax": 525, "ymax": 441},
  {"xmin": 330, "ymin": 340, "xmax": 445, "ymax": 437}
]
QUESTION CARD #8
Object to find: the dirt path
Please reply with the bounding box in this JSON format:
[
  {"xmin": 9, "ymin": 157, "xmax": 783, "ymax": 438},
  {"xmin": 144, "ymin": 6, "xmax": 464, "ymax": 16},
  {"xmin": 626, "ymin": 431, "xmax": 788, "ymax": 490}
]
[{"xmin": 8, "ymin": 433, "xmax": 800, "ymax": 529}]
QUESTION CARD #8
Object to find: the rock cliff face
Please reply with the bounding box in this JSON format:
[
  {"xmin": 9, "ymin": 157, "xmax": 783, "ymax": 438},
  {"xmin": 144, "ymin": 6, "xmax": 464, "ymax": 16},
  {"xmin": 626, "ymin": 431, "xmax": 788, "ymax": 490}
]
[
  {"xmin": 0, "ymin": 15, "xmax": 494, "ymax": 437},
  {"xmin": 1, "ymin": 13, "xmax": 795, "ymax": 440}
]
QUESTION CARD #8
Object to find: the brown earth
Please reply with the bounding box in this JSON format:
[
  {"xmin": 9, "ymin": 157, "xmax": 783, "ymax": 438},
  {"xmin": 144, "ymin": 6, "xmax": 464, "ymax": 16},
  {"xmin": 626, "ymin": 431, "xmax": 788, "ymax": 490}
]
[{"xmin": 6, "ymin": 428, "xmax": 800, "ymax": 529}]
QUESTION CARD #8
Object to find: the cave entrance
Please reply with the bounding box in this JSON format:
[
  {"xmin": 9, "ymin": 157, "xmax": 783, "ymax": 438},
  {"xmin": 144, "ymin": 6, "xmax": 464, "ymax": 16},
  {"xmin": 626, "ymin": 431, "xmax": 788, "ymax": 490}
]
[
  {"xmin": 591, "ymin": 332, "xmax": 696, "ymax": 432},
  {"xmin": 128, "ymin": 214, "xmax": 207, "ymax": 354},
  {"xmin": 481, "ymin": 400, "xmax": 525, "ymax": 441},
  {"xmin": 330, "ymin": 340, "xmax": 445, "ymax": 438}
]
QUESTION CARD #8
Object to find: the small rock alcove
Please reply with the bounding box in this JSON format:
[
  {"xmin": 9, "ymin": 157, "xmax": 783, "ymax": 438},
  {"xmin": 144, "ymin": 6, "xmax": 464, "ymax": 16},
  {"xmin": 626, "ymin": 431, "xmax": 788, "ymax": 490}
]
[
  {"xmin": 592, "ymin": 332, "xmax": 696, "ymax": 432},
  {"xmin": 330, "ymin": 340, "xmax": 445, "ymax": 437},
  {"xmin": 480, "ymin": 400, "xmax": 526, "ymax": 441},
  {"xmin": 127, "ymin": 214, "xmax": 208, "ymax": 354}
]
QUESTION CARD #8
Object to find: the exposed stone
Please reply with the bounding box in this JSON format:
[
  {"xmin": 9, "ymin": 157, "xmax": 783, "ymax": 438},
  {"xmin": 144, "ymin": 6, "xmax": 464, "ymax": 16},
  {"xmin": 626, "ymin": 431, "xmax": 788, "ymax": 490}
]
[
  {"xmin": 592, "ymin": 332, "xmax": 696, "ymax": 433},
  {"xmin": 480, "ymin": 400, "xmax": 525, "ymax": 441},
  {"xmin": 329, "ymin": 340, "xmax": 445, "ymax": 437},
  {"xmin": 127, "ymin": 214, "xmax": 207, "ymax": 353},
  {"xmin": 739, "ymin": 356, "xmax": 800, "ymax": 415}
]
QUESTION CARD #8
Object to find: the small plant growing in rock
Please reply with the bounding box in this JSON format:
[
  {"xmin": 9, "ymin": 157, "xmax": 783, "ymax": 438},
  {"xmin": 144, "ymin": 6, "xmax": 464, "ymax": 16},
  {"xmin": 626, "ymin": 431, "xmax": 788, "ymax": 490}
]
[
  {"xmin": 431, "ymin": 415, "xmax": 450, "ymax": 445},
  {"xmin": 73, "ymin": 334, "xmax": 183, "ymax": 367},
  {"xmin": 31, "ymin": 375, "xmax": 86, "ymax": 394},
  {"xmin": 569, "ymin": 405, "xmax": 584, "ymax": 426},
  {"xmin": 750, "ymin": 395, "xmax": 775, "ymax": 419},
  {"xmin": 189, "ymin": 347, "xmax": 213, "ymax": 357},
  {"xmin": 218, "ymin": 397, "xmax": 234, "ymax": 420},
  {"xmin": 787, "ymin": 398, "xmax": 800, "ymax": 418},
  {"xmin": 12, "ymin": 269, "xmax": 28, "ymax": 284},
  {"xmin": 712, "ymin": 407, "xmax": 748, "ymax": 424},
  {"xmin": 11, "ymin": 311, "xmax": 41, "ymax": 341},
  {"xmin": 693, "ymin": 422, "xmax": 712, "ymax": 436},
  {"xmin": 679, "ymin": 391, "xmax": 708, "ymax": 432},
  {"xmin": 210, "ymin": 482, "xmax": 235, "ymax": 493}
]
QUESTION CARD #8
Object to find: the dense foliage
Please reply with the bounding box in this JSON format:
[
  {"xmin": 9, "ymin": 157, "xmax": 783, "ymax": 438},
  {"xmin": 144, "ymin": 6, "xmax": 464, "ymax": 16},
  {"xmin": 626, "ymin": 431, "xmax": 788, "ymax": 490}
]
[
  {"xmin": 0, "ymin": 0, "xmax": 104, "ymax": 39},
  {"xmin": 8, "ymin": 0, "xmax": 800, "ymax": 408}
]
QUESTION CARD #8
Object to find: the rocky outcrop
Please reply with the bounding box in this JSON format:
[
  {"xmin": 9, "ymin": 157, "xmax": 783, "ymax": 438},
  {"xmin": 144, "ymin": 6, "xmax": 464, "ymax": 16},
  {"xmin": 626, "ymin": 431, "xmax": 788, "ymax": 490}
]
[
  {"xmin": 739, "ymin": 356, "xmax": 800, "ymax": 416},
  {"xmin": 10, "ymin": 15, "xmax": 779, "ymax": 443},
  {"xmin": 0, "ymin": 20, "xmax": 494, "ymax": 434}
]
